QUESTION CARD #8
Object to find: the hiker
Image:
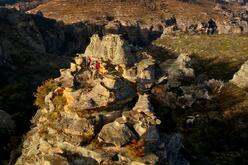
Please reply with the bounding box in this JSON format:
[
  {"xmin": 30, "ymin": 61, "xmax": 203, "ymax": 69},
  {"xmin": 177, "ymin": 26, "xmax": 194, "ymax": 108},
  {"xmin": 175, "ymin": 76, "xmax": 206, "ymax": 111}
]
[
  {"xmin": 207, "ymin": 19, "xmax": 217, "ymax": 35},
  {"xmin": 96, "ymin": 60, "xmax": 101, "ymax": 71},
  {"xmin": 92, "ymin": 60, "xmax": 101, "ymax": 79},
  {"xmin": 87, "ymin": 56, "xmax": 92, "ymax": 68}
]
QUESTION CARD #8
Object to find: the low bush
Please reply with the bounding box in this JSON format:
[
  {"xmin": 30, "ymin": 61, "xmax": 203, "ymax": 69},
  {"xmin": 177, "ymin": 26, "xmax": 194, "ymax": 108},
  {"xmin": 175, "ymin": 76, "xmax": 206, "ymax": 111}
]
[{"xmin": 34, "ymin": 79, "xmax": 58, "ymax": 108}]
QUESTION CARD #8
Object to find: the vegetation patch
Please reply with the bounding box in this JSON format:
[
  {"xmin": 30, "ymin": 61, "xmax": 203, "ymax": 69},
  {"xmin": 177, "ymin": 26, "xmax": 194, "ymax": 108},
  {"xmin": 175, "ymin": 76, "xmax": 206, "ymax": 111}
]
[
  {"xmin": 34, "ymin": 79, "xmax": 58, "ymax": 108},
  {"xmin": 154, "ymin": 34, "xmax": 248, "ymax": 80},
  {"xmin": 124, "ymin": 139, "xmax": 145, "ymax": 159},
  {"xmin": 153, "ymin": 34, "xmax": 248, "ymax": 164}
]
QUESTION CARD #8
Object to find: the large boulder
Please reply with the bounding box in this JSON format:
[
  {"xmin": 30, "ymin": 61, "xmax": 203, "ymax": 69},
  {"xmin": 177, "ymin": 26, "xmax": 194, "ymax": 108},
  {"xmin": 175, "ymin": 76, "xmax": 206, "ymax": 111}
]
[
  {"xmin": 160, "ymin": 53, "xmax": 194, "ymax": 87},
  {"xmin": 119, "ymin": 94, "xmax": 160, "ymax": 139},
  {"xmin": 231, "ymin": 60, "xmax": 248, "ymax": 89},
  {"xmin": 101, "ymin": 76, "xmax": 136, "ymax": 101},
  {"xmin": 55, "ymin": 69, "xmax": 74, "ymax": 88},
  {"xmin": 84, "ymin": 34, "xmax": 136, "ymax": 66},
  {"xmin": 98, "ymin": 121, "xmax": 137, "ymax": 147},
  {"xmin": 63, "ymin": 76, "xmax": 136, "ymax": 111},
  {"xmin": 122, "ymin": 55, "xmax": 156, "ymax": 92}
]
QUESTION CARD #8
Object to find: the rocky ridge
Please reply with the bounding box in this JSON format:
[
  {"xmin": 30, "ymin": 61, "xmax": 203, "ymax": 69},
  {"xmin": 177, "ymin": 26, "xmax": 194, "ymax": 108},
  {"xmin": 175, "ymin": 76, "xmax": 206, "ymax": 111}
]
[{"xmin": 15, "ymin": 34, "xmax": 224, "ymax": 165}]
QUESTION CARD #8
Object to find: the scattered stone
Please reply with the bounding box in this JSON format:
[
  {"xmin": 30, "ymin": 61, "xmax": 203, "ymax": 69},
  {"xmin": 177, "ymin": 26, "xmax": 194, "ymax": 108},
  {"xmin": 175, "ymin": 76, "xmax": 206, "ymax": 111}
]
[
  {"xmin": 133, "ymin": 122, "xmax": 147, "ymax": 137},
  {"xmin": 231, "ymin": 60, "xmax": 248, "ymax": 89},
  {"xmin": 70, "ymin": 62, "xmax": 77, "ymax": 72},
  {"xmin": 98, "ymin": 122, "xmax": 137, "ymax": 147},
  {"xmin": 160, "ymin": 53, "xmax": 194, "ymax": 83},
  {"xmin": 74, "ymin": 56, "xmax": 83, "ymax": 65},
  {"xmin": 56, "ymin": 69, "xmax": 74, "ymax": 88}
]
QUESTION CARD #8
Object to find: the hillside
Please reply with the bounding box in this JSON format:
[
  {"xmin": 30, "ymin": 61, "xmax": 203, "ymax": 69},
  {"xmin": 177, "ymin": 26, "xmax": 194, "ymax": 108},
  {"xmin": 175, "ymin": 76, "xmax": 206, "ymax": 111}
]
[
  {"xmin": 28, "ymin": 0, "xmax": 229, "ymax": 23},
  {"xmin": 27, "ymin": 0, "xmax": 248, "ymax": 35},
  {"xmin": 0, "ymin": 1, "xmax": 248, "ymax": 165},
  {"xmin": 153, "ymin": 34, "xmax": 248, "ymax": 164}
]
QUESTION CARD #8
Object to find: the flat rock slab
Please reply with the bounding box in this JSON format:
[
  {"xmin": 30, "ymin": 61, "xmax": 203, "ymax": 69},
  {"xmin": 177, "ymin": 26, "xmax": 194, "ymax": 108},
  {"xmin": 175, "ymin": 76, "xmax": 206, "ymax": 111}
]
[{"xmin": 98, "ymin": 121, "xmax": 137, "ymax": 147}]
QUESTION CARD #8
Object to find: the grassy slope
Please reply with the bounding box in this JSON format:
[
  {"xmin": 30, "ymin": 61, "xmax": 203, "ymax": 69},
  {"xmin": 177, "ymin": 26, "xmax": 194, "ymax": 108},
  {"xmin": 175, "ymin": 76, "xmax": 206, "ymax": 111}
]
[
  {"xmin": 29, "ymin": 0, "xmax": 230, "ymax": 24},
  {"xmin": 155, "ymin": 34, "xmax": 248, "ymax": 80},
  {"xmin": 154, "ymin": 34, "xmax": 248, "ymax": 165}
]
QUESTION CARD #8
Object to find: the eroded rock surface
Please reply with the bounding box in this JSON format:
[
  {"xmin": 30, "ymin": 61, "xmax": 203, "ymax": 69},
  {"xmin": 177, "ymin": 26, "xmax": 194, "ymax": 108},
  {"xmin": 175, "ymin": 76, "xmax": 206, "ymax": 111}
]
[
  {"xmin": 16, "ymin": 34, "xmax": 223, "ymax": 165},
  {"xmin": 84, "ymin": 34, "xmax": 136, "ymax": 66}
]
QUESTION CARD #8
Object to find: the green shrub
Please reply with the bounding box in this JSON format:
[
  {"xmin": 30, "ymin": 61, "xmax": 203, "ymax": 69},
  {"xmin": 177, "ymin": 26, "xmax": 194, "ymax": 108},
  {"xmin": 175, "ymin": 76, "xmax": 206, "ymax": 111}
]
[
  {"xmin": 52, "ymin": 95, "xmax": 67, "ymax": 111},
  {"xmin": 34, "ymin": 79, "xmax": 58, "ymax": 108}
]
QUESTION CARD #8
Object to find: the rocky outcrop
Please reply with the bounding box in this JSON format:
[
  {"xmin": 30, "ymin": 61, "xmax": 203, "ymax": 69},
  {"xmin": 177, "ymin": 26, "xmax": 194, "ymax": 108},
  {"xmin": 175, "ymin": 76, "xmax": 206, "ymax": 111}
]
[
  {"xmin": 15, "ymin": 34, "xmax": 160, "ymax": 165},
  {"xmin": 15, "ymin": 34, "xmax": 223, "ymax": 165},
  {"xmin": 122, "ymin": 54, "xmax": 156, "ymax": 92},
  {"xmin": 161, "ymin": 10, "xmax": 248, "ymax": 35},
  {"xmin": 84, "ymin": 34, "xmax": 136, "ymax": 66},
  {"xmin": 98, "ymin": 121, "xmax": 138, "ymax": 147},
  {"xmin": 160, "ymin": 53, "xmax": 195, "ymax": 87},
  {"xmin": 231, "ymin": 60, "xmax": 248, "ymax": 89},
  {"xmin": 104, "ymin": 20, "xmax": 163, "ymax": 46},
  {"xmin": 152, "ymin": 54, "xmax": 223, "ymax": 109}
]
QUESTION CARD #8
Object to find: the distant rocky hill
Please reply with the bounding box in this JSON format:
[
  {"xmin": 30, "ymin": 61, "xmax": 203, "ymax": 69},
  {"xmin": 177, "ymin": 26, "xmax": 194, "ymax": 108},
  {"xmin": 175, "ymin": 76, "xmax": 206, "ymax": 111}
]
[{"xmin": 29, "ymin": 0, "xmax": 248, "ymax": 34}]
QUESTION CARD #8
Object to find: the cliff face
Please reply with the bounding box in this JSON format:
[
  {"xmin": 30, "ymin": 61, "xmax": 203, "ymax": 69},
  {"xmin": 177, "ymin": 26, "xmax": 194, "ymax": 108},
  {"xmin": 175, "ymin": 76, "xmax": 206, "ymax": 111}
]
[{"xmin": 15, "ymin": 34, "xmax": 223, "ymax": 165}]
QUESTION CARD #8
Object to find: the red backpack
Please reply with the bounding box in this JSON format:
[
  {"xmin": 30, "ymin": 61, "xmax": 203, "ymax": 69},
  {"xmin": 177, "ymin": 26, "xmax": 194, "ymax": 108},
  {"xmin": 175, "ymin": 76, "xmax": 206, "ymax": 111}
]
[{"xmin": 96, "ymin": 61, "xmax": 100, "ymax": 70}]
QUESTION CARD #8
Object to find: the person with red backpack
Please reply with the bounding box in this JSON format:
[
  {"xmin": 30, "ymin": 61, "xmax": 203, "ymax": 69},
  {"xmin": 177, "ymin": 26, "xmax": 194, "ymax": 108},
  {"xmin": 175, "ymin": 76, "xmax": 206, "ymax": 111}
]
[
  {"xmin": 96, "ymin": 60, "xmax": 101, "ymax": 71},
  {"xmin": 91, "ymin": 60, "xmax": 101, "ymax": 79}
]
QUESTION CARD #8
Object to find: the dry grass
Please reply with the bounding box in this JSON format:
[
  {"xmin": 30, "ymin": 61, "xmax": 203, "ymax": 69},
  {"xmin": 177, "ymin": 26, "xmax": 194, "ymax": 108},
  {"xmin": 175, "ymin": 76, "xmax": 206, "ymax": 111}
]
[
  {"xmin": 34, "ymin": 79, "xmax": 58, "ymax": 108},
  {"xmin": 29, "ymin": 0, "xmax": 234, "ymax": 24},
  {"xmin": 154, "ymin": 33, "xmax": 248, "ymax": 80},
  {"xmin": 154, "ymin": 34, "xmax": 248, "ymax": 164},
  {"xmin": 123, "ymin": 139, "xmax": 145, "ymax": 159}
]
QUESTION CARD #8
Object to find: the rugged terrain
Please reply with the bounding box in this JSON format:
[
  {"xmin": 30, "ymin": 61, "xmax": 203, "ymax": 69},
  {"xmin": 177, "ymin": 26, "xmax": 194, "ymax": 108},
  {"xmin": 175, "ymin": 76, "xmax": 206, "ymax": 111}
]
[
  {"xmin": 29, "ymin": 0, "xmax": 248, "ymax": 34},
  {"xmin": 0, "ymin": 8, "xmax": 90, "ymax": 164},
  {"xmin": 0, "ymin": 0, "xmax": 248, "ymax": 165},
  {"xmin": 15, "ymin": 34, "xmax": 224, "ymax": 165},
  {"xmin": 153, "ymin": 34, "xmax": 248, "ymax": 164}
]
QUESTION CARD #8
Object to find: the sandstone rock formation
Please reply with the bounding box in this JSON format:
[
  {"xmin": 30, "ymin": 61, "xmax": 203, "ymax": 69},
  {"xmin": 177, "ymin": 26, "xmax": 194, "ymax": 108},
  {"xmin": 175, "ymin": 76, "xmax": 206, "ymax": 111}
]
[
  {"xmin": 15, "ymin": 34, "xmax": 223, "ymax": 165},
  {"xmin": 15, "ymin": 34, "xmax": 160, "ymax": 165},
  {"xmin": 231, "ymin": 60, "xmax": 248, "ymax": 89},
  {"xmin": 84, "ymin": 34, "xmax": 136, "ymax": 66}
]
